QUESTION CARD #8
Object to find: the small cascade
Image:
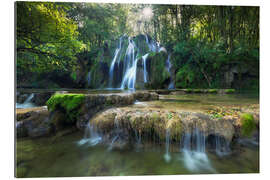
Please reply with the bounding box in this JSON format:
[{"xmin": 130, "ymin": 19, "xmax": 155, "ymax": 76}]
[
  {"xmin": 120, "ymin": 58, "xmax": 139, "ymax": 90},
  {"xmin": 109, "ymin": 36, "xmax": 123, "ymax": 88},
  {"xmin": 164, "ymin": 128, "xmax": 171, "ymax": 162},
  {"xmin": 108, "ymin": 117, "xmax": 122, "ymax": 151},
  {"xmin": 86, "ymin": 71, "xmax": 91, "ymax": 87},
  {"xmin": 166, "ymin": 54, "xmax": 175, "ymax": 89},
  {"xmin": 120, "ymin": 37, "xmax": 138, "ymax": 90},
  {"xmin": 181, "ymin": 129, "xmax": 215, "ymax": 173},
  {"xmin": 16, "ymin": 93, "xmax": 35, "ymax": 109},
  {"xmin": 134, "ymin": 129, "xmax": 142, "ymax": 146},
  {"xmin": 215, "ymin": 136, "xmax": 231, "ymax": 156},
  {"xmin": 77, "ymin": 122, "xmax": 102, "ymax": 146},
  {"xmin": 142, "ymin": 53, "xmax": 149, "ymax": 83}
]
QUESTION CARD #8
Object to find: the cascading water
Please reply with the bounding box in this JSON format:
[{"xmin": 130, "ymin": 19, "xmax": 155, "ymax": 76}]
[
  {"xmin": 181, "ymin": 129, "xmax": 215, "ymax": 173},
  {"xmin": 120, "ymin": 37, "xmax": 137, "ymax": 90},
  {"xmin": 142, "ymin": 53, "xmax": 149, "ymax": 83},
  {"xmin": 108, "ymin": 117, "xmax": 122, "ymax": 151},
  {"xmin": 166, "ymin": 54, "xmax": 175, "ymax": 89},
  {"xmin": 109, "ymin": 36, "xmax": 123, "ymax": 87},
  {"xmin": 16, "ymin": 93, "xmax": 35, "ymax": 109},
  {"xmin": 215, "ymin": 136, "xmax": 231, "ymax": 156},
  {"xmin": 86, "ymin": 71, "xmax": 91, "ymax": 87},
  {"xmin": 134, "ymin": 129, "xmax": 142, "ymax": 150},
  {"xmin": 106, "ymin": 34, "xmax": 175, "ymax": 90},
  {"xmin": 120, "ymin": 57, "xmax": 139, "ymax": 90},
  {"xmin": 77, "ymin": 122, "xmax": 102, "ymax": 146},
  {"xmin": 164, "ymin": 128, "xmax": 171, "ymax": 162}
]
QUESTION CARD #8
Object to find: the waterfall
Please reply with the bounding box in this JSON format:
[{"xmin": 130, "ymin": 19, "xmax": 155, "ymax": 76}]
[
  {"xmin": 142, "ymin": 53, "xmax": 149, "ymax": 83},
  {"xmin": 181, "ymin": 129, "xmax": 215, "ymax": 173},
  {"xmin": 109, "ymin": 36, "xmax": 123, "ymax": 88},
  {"xmin": 86, "ymin": 71, "xmax": 91, "ymax": 87},
  {"xmin": 107, "ymin": 116, "xmax": 122, "ymax": 151},
  {"xmin": 215, "ymin": 136, "xmax": 231, "ymax": 156},
  {"xmin": 166, "ymin": 54, "xmax": 175, "ymax": 89},
  {"xmin": 134, "ymin": 129, "xmax": 142, "ymax": 146},
  {"xmin": 164, "ymin": 128, "xmax": 171, "ymax": 162},
  {"xmin": 16, "ymin": 93, "xmax": 35, "ymax": 109},
  {"xmin": 77, "ymin": 122, "xmax": 102, "ymax": 146}
]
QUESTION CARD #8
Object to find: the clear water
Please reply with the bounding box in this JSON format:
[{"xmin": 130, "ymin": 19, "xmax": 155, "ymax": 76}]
[
  {"xmin": 16, "ymin": 93, "xmax": 259, "ymax": 177},
  {"xmin": 16, "ymin": 132, "xmax": 259, "ymax": 177}
]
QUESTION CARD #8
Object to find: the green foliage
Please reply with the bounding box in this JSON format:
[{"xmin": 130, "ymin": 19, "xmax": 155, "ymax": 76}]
[
  {"xmin": 240, "ymin": 113, "xmax": 256, "ymax": 137},
  {"xmin": 46, "ymin": 94, "xmax": 85, "ymax": 123},
  {"xmin": 167, "ymin": 112, "xmax": 173, "ymax": 119},
  {"xmin": 225, "ymin": 89, "xmax": 235, "ymax": 94},
  {"xmin": 148, "ymin": 52, "xmax": 169, "ymax": 89},
  {"xmin": 208, "ymin": 89, "xmax": 218, "ymax": 93},
  {"xmin": 16, "ymin": 1, "xmax": 84, "ymax": 81}
]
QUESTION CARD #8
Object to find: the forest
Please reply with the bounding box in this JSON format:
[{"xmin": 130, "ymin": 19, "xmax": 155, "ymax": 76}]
[{"xmin": 16, "ymin": 2, "xmax": 259, "ymax": 91}]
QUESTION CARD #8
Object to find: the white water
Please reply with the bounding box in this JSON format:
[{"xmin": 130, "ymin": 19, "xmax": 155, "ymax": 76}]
[
  {"xmin": 142, "ymin": 53, "xmax": 149, "ymax": 83},
  {"xmin": 120, "ymin": 58, "xmax": 139, "ymax": 90},
  {"xmin": 16, "ymin": 93, "xmax": 35, "ymax": 109},
  {"xmin": 109, "ymin": 37, "xmax": 123, "ymax": 87},
  {"xmin": 77, "ymin": 122, "xmax": 102, "ymax": 146},
  {"xmin": 120, "ymin": 37, "xmax": 137, "ymax": 90},
  {"xmin": 164, "ymin": 129, "xmax": 171, "ymax": 162},
  {"xmin": 181, "ymin": 129, "xmax": 215, "ymax": 173},
  {"xmin": 166, "ymin": 54, "xmax": 175, "ymax": 89}
]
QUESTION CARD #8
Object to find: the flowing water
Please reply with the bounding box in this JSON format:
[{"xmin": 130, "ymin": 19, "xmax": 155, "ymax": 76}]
[
  {"xmin": 166, "ymin": 54, "xmax": 175, "ymax": 89},
  {"xmin": 16, "ymin": 132, "xmax": 259, "ymax": 177},
  {"xmin": 16, "ymin": 93, "xmax": 35, "ymax": 109},
  {"xmin": 16, "ymin": 93, "xmax": 259, "ymax": 177},
  {"xmin": 142, "ymin": 53, "xmax": 149, "ymax": 83},
  {"xmin": 109, "ymin": 36, "xmax": 123, "ymax": 88},
  {"xmin": 108, "ymin": 34, "xmax": 172, "ymax": 90}
]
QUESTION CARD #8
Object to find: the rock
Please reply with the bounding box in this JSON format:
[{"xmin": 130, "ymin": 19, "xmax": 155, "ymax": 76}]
[
  {"xmin": 32, "ymin": 92, "xmax": 53, "ymax": 106},
  {"xmin": 49, "ymin": 110, "xmax": 66, "ymax": 131},
  {"xmin": 17, "ymin": 93, "xmax": 29, "ymax": 104},
  {"xmin": 90, "ymin": 107, "xmax": 235, "ymax": 144},
  {"xmin": 16, "ymin": 107, "xmax": 52, "ymax": 138}
]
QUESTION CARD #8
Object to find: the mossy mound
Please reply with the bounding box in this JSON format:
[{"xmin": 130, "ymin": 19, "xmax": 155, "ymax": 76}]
[
  {"xmin": 240, "ymin": 113, "xmax": 256, "ymax": 137},
  {"xmin": 46, "ymin": 94, "xmax": 86, "ymax": 124},
  {"xmin": 225, "ymin": 89, "xmax": 236, "ymax": 94}
]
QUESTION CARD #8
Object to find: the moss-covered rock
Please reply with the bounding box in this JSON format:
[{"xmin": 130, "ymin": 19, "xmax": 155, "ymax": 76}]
[
  {"xmin": 148, "ymin": 52, "xmax": 169, "ymax": 89},
  {"xmin": 225, "ymin": 89, "xmax": 236, "ymax": 94},
  {"xmin": 46, "ymin": 94, "xmax": 86, "ymax": 124},
  {"xmin": 240, "ymin": 113, "xmax": 256, "ymax": 137}
]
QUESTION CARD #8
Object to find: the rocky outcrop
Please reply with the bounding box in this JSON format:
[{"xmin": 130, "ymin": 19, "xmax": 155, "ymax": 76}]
[
  {"xmin": 16, "ymin": 91, "xmax": 159, "ymax": 137},
  {"xmin": 16, "ymin": 107, "xmax": 52, "ymax": 138},
  {"xmin": 76, "ymin": 91, "xmax": 159, "ymax": 130},
  {"xmin": 90, "ymin": 108, "xmax": 235, "ymax": 144}
]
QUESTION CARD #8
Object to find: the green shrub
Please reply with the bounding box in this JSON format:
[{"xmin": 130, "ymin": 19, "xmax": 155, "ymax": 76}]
[
  {"xmin": 240, "ymin": 113, "xmax": 256, "ymax": 137},
  {"xmin": 46, "ymin": 94, "xmax": 85, "ymax": 123},
  {"xmin": 208, "ymin": 89, "xmax": 218, "ymax": 93},
  {"xmin": 225, "ymin": 89, "xmax": 235, "ymax": 94}
]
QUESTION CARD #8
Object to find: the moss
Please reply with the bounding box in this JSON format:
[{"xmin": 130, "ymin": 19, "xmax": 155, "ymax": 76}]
[
  {"xmin": 46, "ymin": 94, "xmax": 85, "ymax": 123},
  {"xmin": 240, "ymin": 113, "xmax": 256, "ymax": 137},
  {"xmin": 185, "ymin": 89, "xmax": 193, "ymax": 93},
  {"xmin": 208, "ymin": 89, "xmax": 218, "ymax": 93},
  {"xmin": 225, "ymin": 89, "xmax": 236, "ymax": 94}
]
